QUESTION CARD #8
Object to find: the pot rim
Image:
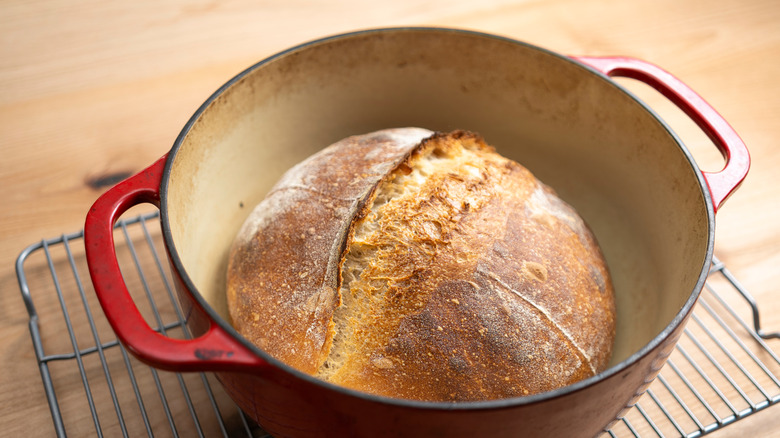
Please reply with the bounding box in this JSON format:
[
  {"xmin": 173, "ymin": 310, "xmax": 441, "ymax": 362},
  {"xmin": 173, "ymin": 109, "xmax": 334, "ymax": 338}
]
[{"xmin": 159, "ymin": 26, "xmax": 716, "ymax": 411}]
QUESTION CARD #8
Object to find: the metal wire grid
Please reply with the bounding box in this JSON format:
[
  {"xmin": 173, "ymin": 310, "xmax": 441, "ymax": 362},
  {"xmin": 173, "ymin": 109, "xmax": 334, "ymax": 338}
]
[
  {"xmin": 17, "ymin": 212, "xmax": 266, "ymax": 438},
  {"xmin": 15, "ymin": 211, "xmax": 780, "ymax": 437},
  {"xmin": 606, "ymin": 262, "xmax": 780, "ymax": 438}
]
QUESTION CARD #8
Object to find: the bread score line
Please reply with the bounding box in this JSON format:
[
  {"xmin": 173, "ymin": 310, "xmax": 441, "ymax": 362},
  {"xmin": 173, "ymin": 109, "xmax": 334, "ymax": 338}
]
[{"xmin": 226, "ymin": 128, "xmax": 616, "ymax": 402}]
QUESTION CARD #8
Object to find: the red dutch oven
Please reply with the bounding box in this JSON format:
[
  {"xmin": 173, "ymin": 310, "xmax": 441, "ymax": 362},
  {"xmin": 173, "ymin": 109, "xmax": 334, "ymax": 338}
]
[{"xmin": 84, "ymin": 28, "xmax": 749, "ymax": 437}]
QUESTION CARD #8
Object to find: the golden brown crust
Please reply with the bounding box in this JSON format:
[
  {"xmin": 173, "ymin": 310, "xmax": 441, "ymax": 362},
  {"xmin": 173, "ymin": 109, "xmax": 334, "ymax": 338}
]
[
  {"xmin": 227, "ymin": 128, "xmax": 616, "ymax": 401},
  {"xmin": 226, "ymin": 127, "xmax": 434, "ymax": 373}
]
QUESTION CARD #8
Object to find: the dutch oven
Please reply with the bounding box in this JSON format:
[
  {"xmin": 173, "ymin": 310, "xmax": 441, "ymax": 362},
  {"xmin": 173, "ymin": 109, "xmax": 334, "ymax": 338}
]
[{"xmin": 84, "ymin": 27, "xmax": 749, "ymax": 437}]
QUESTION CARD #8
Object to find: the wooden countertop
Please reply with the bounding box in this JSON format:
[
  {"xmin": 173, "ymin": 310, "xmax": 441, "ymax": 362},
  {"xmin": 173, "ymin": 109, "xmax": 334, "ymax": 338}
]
[{"xmin": 2, "ymin": 0, "xmax": 778, "ymax": 436}]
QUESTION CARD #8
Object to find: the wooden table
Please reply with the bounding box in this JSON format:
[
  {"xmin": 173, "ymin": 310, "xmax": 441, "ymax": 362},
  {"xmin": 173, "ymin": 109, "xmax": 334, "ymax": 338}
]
[{"xmin": 2, "ymin": 0, "xmax": 778, "ymax": 436}]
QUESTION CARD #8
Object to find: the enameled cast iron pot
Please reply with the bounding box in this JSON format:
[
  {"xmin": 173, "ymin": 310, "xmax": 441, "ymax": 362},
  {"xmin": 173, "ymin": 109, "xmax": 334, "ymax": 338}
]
[{"xmin": 84, "ymin": 28, "xmax": 749, "ymax": 437}]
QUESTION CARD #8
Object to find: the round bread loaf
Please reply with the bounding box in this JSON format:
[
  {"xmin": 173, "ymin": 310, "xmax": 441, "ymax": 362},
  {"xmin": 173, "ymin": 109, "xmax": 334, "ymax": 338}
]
[{"xmin": 226, "ymin": 128, "xmax": 616, "ymax": 402}]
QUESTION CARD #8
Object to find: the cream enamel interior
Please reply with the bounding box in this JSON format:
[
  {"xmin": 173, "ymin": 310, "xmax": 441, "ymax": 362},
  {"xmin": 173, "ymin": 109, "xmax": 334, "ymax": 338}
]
[{"xmin": 165, "ymin": 29, "xmax": 710, "ymax": 367}]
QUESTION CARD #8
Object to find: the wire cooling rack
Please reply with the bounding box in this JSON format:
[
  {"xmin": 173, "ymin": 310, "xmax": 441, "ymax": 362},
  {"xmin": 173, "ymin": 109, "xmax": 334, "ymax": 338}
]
[{"xmin": 15, "ymin": 211, "xmax": 780, "ymax": 437}]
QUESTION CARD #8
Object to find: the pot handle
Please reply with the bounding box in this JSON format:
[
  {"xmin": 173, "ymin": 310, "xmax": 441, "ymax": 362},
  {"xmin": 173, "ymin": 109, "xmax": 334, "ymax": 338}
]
[
  {"xmin": 572, "ymin": 56, "xmax": 750, "ymax": 212},
  {"xmin": 84, "ymin": 155, "xmax": 268, "ymax": 374}
]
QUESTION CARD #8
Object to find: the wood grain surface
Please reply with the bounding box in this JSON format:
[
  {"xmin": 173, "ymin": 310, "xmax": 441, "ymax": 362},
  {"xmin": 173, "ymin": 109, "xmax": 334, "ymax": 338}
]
[{"xmin": 2, "ymin": 0, "xmax": 778, "ymax": 437}]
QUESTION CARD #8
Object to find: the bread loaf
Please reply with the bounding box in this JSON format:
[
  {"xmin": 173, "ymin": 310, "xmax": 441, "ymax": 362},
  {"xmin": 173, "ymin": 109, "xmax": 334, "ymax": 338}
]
[{"xmin": 227, "ymin": 128, "xmax": 616, "ymax": 402}]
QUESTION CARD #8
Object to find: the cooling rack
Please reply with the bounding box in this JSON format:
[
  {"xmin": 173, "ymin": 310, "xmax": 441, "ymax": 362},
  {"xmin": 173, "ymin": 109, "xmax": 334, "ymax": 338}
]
[{"xmin": 16, "ymin": 211, "xmax": 780, "ymax": 437}]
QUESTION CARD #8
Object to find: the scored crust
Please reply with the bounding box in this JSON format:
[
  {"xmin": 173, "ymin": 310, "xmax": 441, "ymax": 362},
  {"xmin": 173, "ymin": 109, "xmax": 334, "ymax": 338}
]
[
  {"xmin": 226, "ymin": 128, "xmax": 616, "ymax": 401},
  {"xmin": 227, "ymin": 128, "xmax": 433, "ymax": 373}
]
